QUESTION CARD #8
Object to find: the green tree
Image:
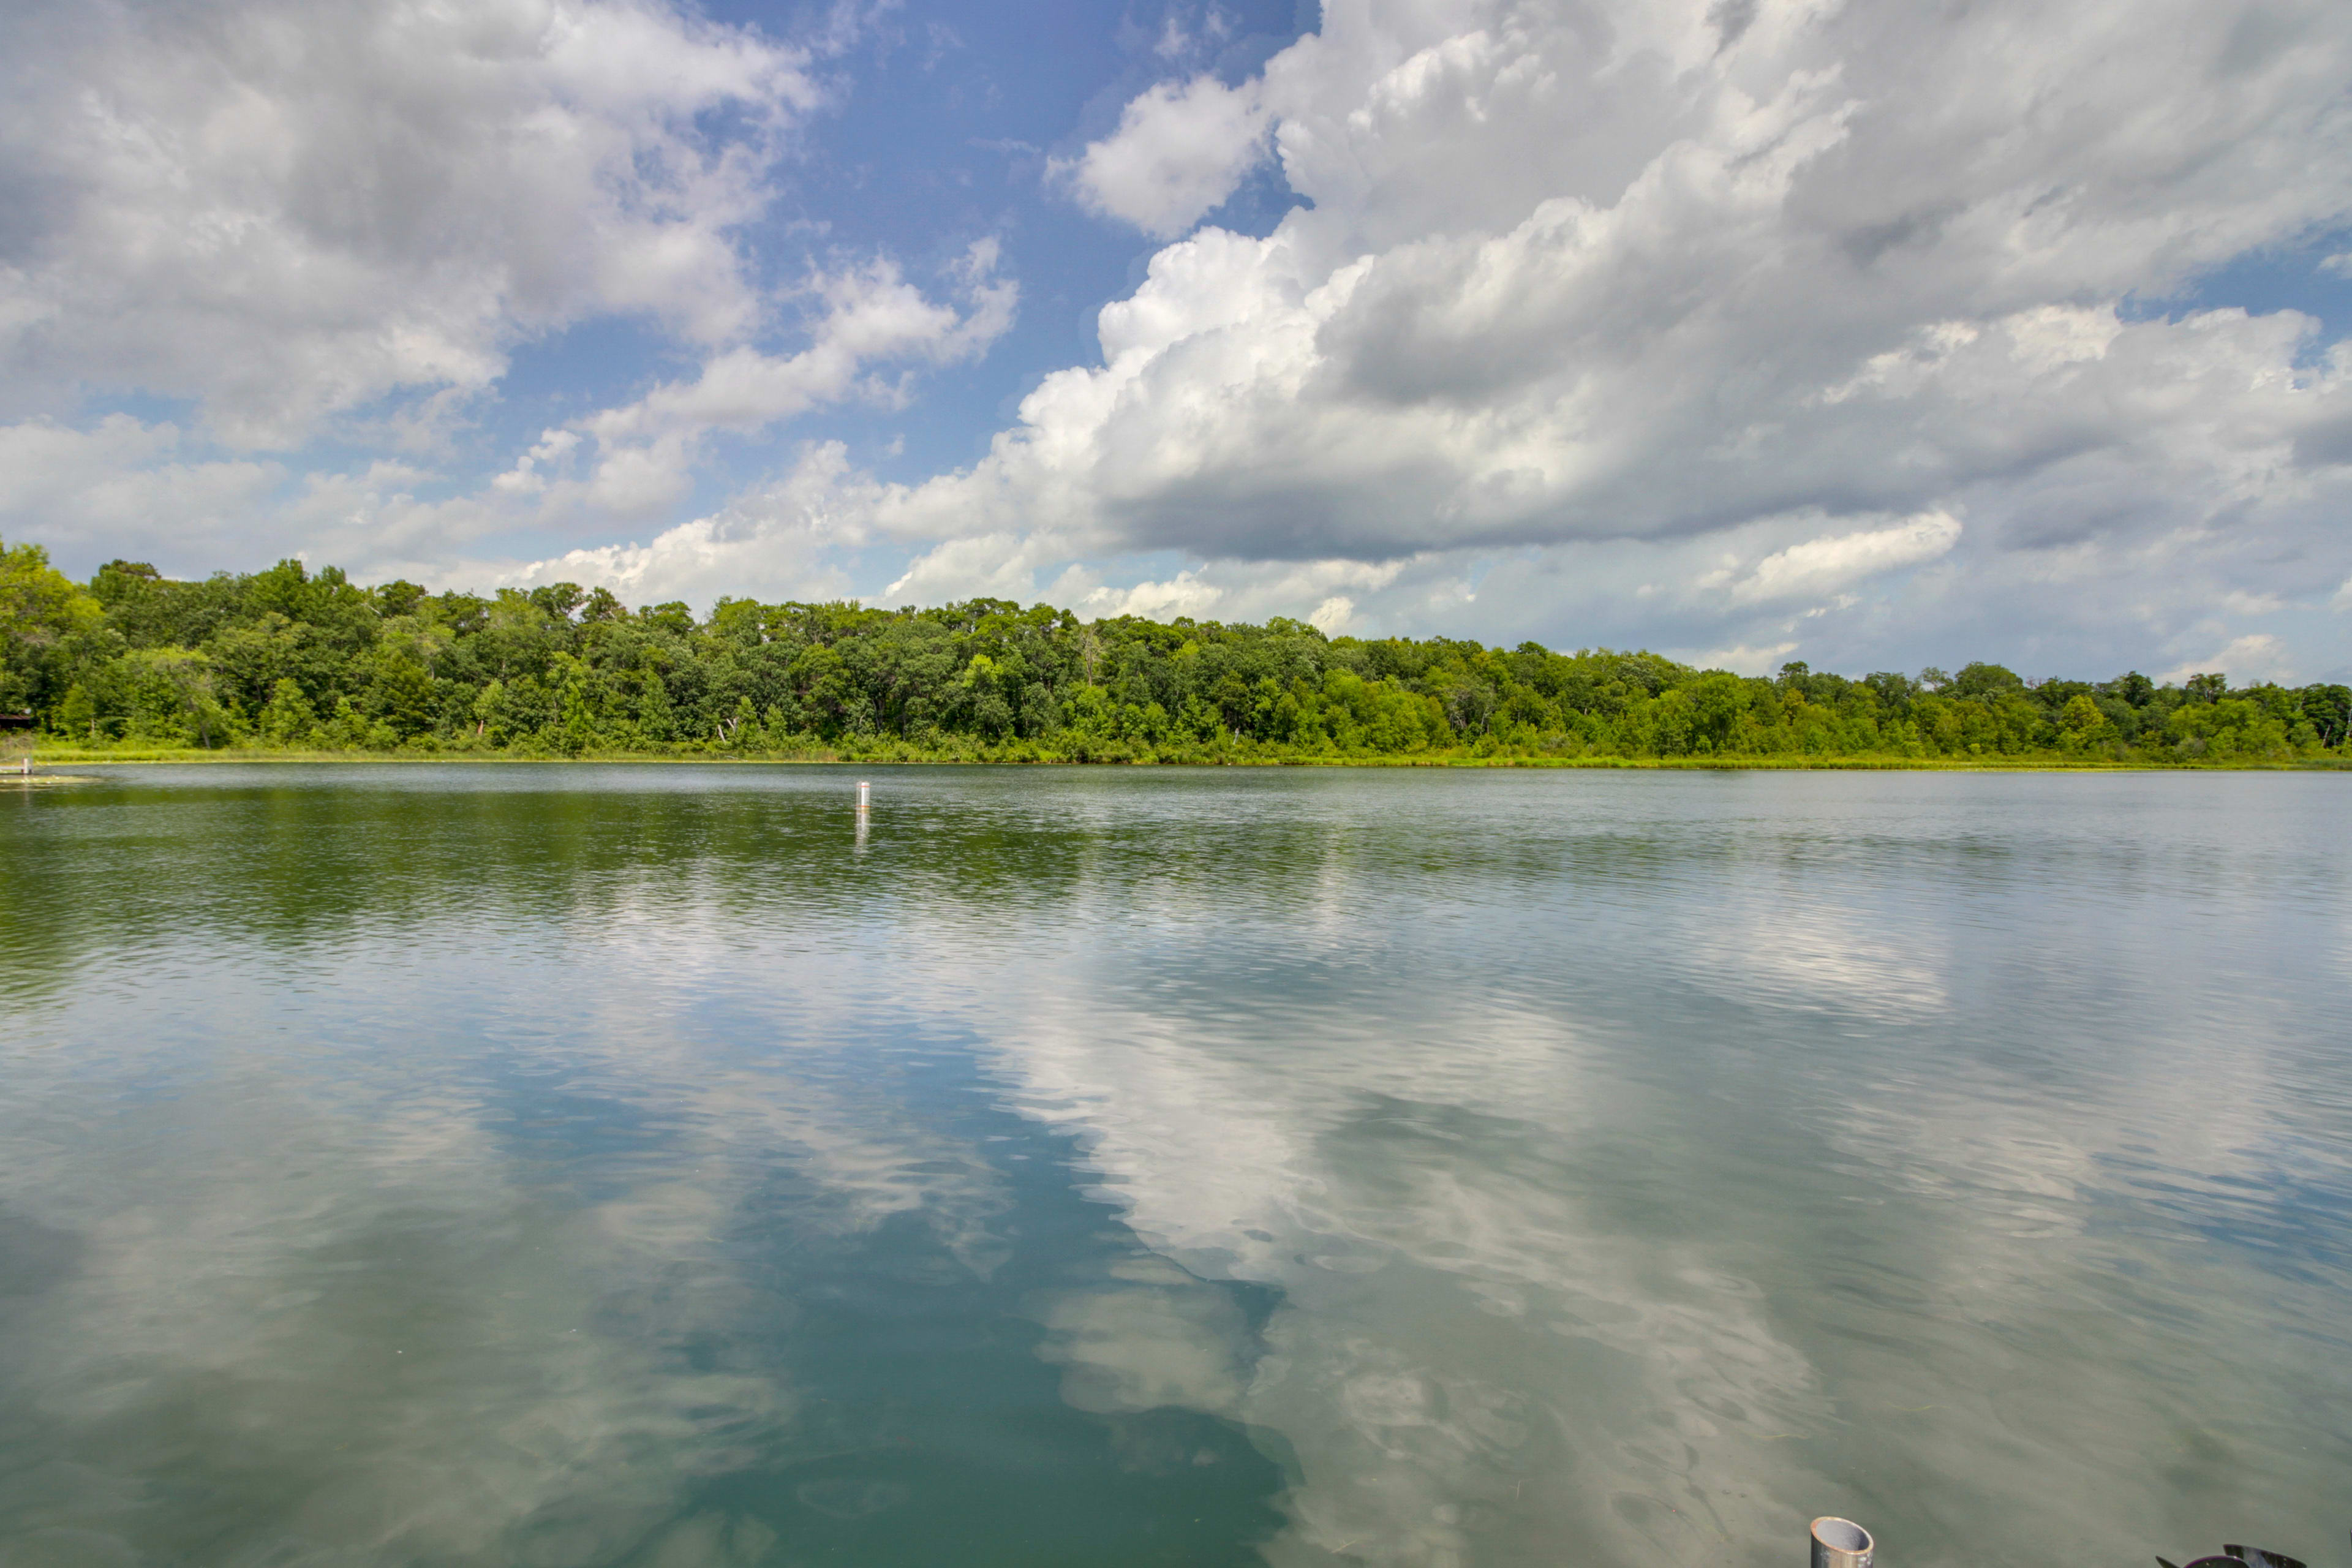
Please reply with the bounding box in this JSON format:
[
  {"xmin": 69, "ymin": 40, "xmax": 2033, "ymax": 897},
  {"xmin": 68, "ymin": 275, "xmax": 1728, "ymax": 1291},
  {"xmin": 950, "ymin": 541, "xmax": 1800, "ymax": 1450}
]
[
  {"xmin": 258, "ymin": 679, "xmax": 319, "ymax": 746},
  {"xmin": 21, "ymin": 541, "xmax": 2339, "ymax": 767},
  {"xmin": 367, "ymin": 652, "xmax": 438, "ymax": 738},
  {"xmin": 1, "ymin": 538, "xmax": 106, "ymax": 717},
  {"xmin": 111, "ymin": 647, "xmax": 238, "ymax": 747},
  {"xmin": 56, "ymin": 682, "xmax": 97, "ymax": 742}
]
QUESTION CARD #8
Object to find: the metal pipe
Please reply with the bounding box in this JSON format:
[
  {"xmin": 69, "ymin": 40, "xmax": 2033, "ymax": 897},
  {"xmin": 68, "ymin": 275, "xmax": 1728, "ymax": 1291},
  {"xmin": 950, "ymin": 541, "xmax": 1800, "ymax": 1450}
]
[{"xmin": 1812, "ymin": 1518, "xmax": 1873, "ymax": 1568}]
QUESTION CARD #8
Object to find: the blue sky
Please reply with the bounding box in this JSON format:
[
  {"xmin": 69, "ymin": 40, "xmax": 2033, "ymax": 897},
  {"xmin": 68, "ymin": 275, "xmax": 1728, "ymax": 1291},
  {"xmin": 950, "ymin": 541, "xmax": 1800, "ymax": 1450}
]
[
  {"xmin": 4, "ymin": 0, "xmax": 2351, "ymax": 680},
  {"xmin": 2142, "ymin": 236, "xmax": 2352, "ymax": 356},
  {"xmin": 495, "ymin": 1, "xmax": 1310, "ymax": 524}
]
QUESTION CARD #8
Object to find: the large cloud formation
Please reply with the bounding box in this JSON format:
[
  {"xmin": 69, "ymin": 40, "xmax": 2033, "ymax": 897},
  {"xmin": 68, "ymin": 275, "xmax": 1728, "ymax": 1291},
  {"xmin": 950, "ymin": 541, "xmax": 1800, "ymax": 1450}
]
[
  {"xmin": 0, "ymin": 0, "xmax": 826, "ymax": 445},
  {"xmin": 576, "ymin": 0, "xmax": 2350, "ymax": 673},
  {"xmin": 0, "ymin": 0, "xmax": 1010, "ymax": 581},
  {"xmin": 6, "ymin": 0, "xmax": 2352, "ymax": 674},
  {"xmin": 900, "ymin": 0, "xmax": 2352, "ymax": 668}
]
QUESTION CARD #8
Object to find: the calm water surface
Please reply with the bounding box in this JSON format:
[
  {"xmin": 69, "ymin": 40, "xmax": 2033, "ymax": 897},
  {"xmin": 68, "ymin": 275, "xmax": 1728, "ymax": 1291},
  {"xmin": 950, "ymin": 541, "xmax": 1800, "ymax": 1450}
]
[{"xmin": 1, "ymin": 766, "xmax": 2346, "ymax": 1568}]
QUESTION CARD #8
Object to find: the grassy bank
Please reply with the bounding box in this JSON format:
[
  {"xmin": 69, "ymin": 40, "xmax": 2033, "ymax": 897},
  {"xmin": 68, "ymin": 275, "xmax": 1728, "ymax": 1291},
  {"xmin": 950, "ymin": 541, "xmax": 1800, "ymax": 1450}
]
[{"xmin": 18, "ymin": 742, "xmax": 2349, "ymax": 771}]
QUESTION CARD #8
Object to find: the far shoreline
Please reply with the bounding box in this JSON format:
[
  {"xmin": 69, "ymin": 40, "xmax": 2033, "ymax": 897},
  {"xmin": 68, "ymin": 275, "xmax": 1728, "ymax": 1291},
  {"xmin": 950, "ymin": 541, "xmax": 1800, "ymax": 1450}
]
[{"xmin": 15, "ymin": 748, "xmax": 2349, "ymax": 774}]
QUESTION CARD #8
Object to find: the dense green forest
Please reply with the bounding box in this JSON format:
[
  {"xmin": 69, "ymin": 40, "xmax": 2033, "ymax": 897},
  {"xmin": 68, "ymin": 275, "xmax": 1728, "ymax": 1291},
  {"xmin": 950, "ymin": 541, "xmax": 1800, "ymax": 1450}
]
[{"xmin": 3, "ymin": 538, "xmax": 2347, "ymax": 764}]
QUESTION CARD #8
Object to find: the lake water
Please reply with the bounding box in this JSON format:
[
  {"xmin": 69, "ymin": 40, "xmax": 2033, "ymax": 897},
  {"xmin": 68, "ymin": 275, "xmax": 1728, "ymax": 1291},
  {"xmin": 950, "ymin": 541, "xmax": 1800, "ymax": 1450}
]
[{"xmin": 1, "ymin": 765, "xmax": 2346, "ymax": 1568}]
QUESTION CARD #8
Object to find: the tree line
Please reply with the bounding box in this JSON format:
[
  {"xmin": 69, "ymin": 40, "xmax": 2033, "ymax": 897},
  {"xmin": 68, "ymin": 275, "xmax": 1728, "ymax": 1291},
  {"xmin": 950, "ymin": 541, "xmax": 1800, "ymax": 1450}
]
[{"xmin": 4, "ymin": 539, "xmax": 2348, "ymax": 764}]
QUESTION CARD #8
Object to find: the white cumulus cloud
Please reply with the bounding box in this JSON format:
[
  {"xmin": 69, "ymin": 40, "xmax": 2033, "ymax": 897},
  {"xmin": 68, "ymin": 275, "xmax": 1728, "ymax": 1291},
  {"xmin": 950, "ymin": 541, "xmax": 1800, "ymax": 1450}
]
[
  {"xmin": 501, "ymin": 441, "xmax": 878, "ymax": 607},
  {"xmin": 13, "ymin": 0, "xmax": 2352, "ymax": 680},
  {"xmin": 1054, "ymin": 74, "xmax": 1271, "ymax": 239},
  {"xmin": 747, "ymin": 0, "xmax": 2350, "ymax": 676},
  {"xmin": 1713, "ymin": 511, "xmax": 1962, "ymax": 606},
  {"xmin": 2159, "ymin": 633, "xmax": 2294, "ymax": 686},
  {"xmin": 0, "ymin": 0, "xmax": 826, "ymax": 448},
  {"xmin": 538, "ymin": 243, "xmax": 1018, "ymax": 522}
]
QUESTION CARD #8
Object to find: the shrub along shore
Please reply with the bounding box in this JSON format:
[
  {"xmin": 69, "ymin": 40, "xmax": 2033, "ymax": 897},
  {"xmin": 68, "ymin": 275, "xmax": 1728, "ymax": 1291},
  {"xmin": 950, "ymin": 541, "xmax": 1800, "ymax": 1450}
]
[{"xmin": 5, "ymin": 542, "xmax": 2348, "ymax": 767}]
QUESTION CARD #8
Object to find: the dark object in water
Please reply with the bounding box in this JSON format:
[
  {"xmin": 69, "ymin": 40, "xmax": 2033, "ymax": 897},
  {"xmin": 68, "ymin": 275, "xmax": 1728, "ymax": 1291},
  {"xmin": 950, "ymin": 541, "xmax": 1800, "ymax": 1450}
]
[
  {"xmin": 2225, "ymin": 1549, "xmax": 2309, "ymax": 1568},
  {"xmin": 2156, "ymin": 1546, "xmax": 2309, "ymax": 1568}
]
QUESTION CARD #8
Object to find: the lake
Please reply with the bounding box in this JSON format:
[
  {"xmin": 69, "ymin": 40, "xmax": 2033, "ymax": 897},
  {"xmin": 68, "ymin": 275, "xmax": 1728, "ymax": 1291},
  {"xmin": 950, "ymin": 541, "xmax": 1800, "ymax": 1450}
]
[{"xmin": 2, "ymin": 765, "xmax": 2345, "ymax": 1568}]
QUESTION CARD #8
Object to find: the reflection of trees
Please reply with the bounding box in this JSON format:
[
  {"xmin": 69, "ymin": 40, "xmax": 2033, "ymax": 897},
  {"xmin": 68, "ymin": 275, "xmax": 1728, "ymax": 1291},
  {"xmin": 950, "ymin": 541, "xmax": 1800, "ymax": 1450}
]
[{"xmin": 0, "ymin": 767, "xmax": 1885, "ymax": 1011}]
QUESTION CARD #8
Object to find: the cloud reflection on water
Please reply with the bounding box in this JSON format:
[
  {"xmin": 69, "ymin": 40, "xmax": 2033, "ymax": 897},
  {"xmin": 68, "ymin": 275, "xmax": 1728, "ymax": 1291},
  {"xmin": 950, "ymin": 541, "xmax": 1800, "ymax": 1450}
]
[
  {"xmin": 956, "ymin": 985, "xmax": 1834, "ymax": 1568},
  {"xmin": 0, "ymin": 1060, "xmax": 793, "ymax": 1564},
  {"xmin": 2, "ymin": 767, "xmax": 2346, "ymax": 1568}
]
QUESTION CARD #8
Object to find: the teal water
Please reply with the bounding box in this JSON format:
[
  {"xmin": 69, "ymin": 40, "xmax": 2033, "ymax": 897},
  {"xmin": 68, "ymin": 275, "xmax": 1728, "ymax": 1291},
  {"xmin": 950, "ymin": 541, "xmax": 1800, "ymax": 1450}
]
[{"xmin": 1, "ymin": 766, "xmax": 2345, "ymax": 1568}]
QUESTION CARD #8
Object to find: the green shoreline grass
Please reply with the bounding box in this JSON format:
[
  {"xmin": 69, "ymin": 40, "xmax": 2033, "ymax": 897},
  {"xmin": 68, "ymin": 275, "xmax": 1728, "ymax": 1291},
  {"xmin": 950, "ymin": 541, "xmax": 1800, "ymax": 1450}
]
[{"xmin": 17, "ymin": 745, "xmax": 2348, "ymax": 772}]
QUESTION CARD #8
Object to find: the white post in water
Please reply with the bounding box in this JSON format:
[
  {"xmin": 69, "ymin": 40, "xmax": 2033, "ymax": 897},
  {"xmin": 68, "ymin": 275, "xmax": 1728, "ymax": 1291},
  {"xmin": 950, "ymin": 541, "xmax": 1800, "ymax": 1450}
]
[
  {"xmin": 856, "ymin": 780, "xmax": 871, "ymax": 815},
  {"xmin": 1811, "ymin": 1518, "xmax": 1872, "ymax": 1568}
]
